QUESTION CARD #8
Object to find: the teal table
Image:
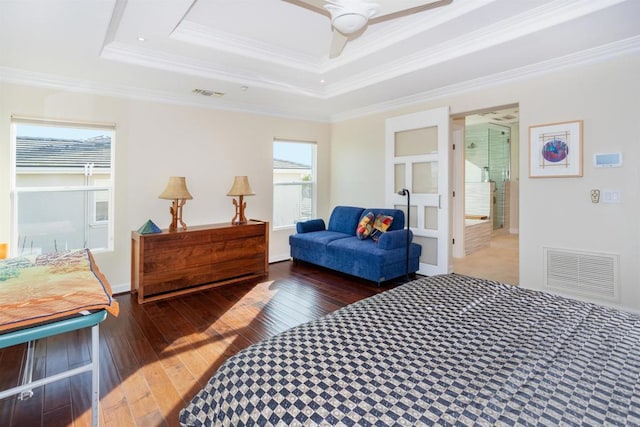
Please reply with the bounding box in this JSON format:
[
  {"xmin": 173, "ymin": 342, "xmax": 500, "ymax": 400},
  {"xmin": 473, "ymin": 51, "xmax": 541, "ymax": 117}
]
[{"xmin": 0, "ymin": 310, "xmax": 107, "ymax": 427}]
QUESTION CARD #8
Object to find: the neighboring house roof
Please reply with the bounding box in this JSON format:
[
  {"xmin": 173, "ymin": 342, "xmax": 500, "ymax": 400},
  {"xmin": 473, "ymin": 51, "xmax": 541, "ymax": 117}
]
[
  {"xmin": 16, "ymin": 136, "xmax": 111, "ymax": 169},
  {"xmin": 273, "ymin": 158, "xmax": 310, "ymax": 169}
]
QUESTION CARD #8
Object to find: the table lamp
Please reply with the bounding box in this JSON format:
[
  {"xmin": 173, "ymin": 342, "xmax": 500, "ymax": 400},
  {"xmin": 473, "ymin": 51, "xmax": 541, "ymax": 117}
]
[
  {"xmin": 159, "ymin": 176, "xmax": 193, "ymax": 232},
  {"xmin": 227, "ymin": 176, "xmax": 254, "ymax": 225}
]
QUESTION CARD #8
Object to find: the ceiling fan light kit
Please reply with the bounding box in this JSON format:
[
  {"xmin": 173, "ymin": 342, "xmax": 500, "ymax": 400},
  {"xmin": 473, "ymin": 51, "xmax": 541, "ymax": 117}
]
[
  {"xmin": 330, "ymin": 12, "xmax": 369, "ymax": 34},
  {"xmin": 325, "ymin": 1, "xmax": 379, "ymax": 34}
]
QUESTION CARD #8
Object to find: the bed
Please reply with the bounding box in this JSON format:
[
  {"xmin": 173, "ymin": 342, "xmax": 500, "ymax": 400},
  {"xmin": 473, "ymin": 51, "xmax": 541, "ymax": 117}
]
[
  {"xmin": 0, "ymin": 249, "xmax": 119, "ymax": 427},
  {"xmin": 179, "ymin": 274, "xmax": 640, "ymax": 426}
]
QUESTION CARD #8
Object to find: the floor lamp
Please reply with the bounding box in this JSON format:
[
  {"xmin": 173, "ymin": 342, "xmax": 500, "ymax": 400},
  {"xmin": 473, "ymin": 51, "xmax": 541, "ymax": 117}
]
[{"xmin": 397, "ymin": 188, "xmax": 410, "ymax": 281}]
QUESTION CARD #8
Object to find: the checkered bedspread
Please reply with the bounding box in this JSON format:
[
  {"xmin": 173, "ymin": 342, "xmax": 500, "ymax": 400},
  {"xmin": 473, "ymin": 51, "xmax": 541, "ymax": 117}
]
[{"xmin": 179, "ymin": 275, "xmax": 640, "ymax": 426}]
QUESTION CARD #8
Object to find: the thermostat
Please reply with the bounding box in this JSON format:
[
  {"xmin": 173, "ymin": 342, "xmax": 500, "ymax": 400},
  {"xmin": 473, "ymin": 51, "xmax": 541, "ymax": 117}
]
[{"xmin": 594, "ymin": 152, "xmax": 622, "ymax": 168}]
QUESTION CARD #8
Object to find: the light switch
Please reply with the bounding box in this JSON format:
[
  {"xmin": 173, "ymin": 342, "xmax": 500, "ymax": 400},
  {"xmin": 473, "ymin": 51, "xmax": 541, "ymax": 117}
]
[{"xmin": 602, "ymin": 190, "xmax": 622, "ymax": 204}]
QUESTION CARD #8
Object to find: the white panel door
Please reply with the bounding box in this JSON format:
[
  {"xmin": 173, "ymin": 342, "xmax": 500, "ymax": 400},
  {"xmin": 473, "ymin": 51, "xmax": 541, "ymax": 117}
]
[{"xmin": 385, "ymin": 107, "xmax": 451, "ymax": 276}]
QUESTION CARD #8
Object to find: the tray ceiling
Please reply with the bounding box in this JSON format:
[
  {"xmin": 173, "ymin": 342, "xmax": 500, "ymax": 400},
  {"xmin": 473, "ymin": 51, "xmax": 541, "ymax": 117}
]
[{"xmin": 0, "ymin": 0, "xmax": 638, "ymax": 121}]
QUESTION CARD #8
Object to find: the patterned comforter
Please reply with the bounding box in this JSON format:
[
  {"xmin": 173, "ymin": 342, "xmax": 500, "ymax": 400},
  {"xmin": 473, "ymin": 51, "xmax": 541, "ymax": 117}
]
[
  {"xmin": 0, "ymin": 249, "xmax": 119, "ymax": 332},
  {"xmin": 179, "ymin": 275, "xmax": 640, "ymax": 426}
]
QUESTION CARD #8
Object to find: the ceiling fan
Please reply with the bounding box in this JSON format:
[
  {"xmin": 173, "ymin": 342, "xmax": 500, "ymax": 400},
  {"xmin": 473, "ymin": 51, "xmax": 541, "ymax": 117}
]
[{"xmin": 294, "ymin": 0, "xmax": 447, "ymax": 58}]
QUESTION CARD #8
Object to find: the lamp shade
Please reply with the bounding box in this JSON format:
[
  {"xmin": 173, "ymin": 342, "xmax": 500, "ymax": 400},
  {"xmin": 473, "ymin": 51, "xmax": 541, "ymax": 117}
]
[
  {"xmin": 226, "ymin": 176, "xmax": 255, "ymax": 197},
  {"xmin": 159, "ymin": 176, "xmax": 193, "ymax": 200}
]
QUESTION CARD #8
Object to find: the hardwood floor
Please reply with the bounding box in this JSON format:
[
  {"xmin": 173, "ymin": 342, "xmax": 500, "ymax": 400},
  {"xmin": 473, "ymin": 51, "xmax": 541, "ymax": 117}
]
[{"xmin": 0, "ymin": 261, "xmax": 397, "ymax": 427}]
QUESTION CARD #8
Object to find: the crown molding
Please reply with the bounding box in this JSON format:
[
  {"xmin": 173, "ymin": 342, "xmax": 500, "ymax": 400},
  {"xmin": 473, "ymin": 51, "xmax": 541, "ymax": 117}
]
[
  {"xmin": 330, "ymin": 35, "xmax": 640, "ymax": 122},
  {"xmin": 0, "ymin": 66, "xmax": 330, "ymax": 123},
  {"xmin": 1, "ymin": 35, "xmax": 637, "ymax": 125}
]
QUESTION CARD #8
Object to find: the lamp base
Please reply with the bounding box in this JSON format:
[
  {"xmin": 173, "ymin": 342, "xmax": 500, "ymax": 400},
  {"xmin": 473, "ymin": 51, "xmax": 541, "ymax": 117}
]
[
  {"xmin": 231, "ymin": 196, "xmax": 248, "ymax": 225},
  {"xmin": 168, "ymin": 199, "xmax": 187, "ymax": 232}
]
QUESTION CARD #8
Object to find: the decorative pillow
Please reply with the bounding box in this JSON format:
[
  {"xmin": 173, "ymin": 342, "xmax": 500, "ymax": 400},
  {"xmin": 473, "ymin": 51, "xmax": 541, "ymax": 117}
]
[
  {"xmin": 371, "ymin": 214, "xmax": 394, "ymax": 242},
  {"xmin": 356, "ymin": 211, "xmax": 375, "ymax": 240}
]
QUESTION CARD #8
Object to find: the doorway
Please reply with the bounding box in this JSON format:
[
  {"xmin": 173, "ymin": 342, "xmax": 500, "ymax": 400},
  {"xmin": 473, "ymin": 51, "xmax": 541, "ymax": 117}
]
[{"xmin": 452, "ymin": 106, "xmax": 519, "ymax": 285}]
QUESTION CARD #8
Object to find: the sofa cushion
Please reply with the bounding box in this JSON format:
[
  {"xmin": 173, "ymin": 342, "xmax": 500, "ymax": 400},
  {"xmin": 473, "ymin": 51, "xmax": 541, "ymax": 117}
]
[
  {"xmin": 296, "ymin": 219, "xmax": 325, "ymax": 234},
  {"xmin": 289, "ymin": 230, "xmax": 351, "ymax": 250},
  {"xmin": 327, "ymin": 236, "xmax": 407, "ymax": 264},
  {"xmin": 356, "ymin": 211, "xmax": 375, "ymax": 240},
  {"xmin": 327, "ymin": 206, "xmax": 365, "ymax": 235}
]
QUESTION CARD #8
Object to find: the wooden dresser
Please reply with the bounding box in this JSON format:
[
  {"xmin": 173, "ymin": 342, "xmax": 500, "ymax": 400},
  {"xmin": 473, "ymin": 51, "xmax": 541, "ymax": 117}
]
[{"xmin": 131, "ymin": 220, "xmax": 268, "ymax": 303}]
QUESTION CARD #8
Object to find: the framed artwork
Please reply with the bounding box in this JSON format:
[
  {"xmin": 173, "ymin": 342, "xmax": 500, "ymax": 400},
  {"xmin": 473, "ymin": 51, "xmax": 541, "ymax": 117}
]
[{"xmin": 529, "ymin": 120, "xmax": 583, "ymax": 178}]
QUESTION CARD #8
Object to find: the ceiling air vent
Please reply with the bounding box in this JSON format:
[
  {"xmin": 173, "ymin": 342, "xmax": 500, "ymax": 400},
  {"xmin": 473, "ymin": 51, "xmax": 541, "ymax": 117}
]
[
  {"xmin": 193, "ymin": 89, "xmax": 224, "ymax": 97},
  {"xmin": 543, "ymin": 247, "xmax": 619, "ymax": 301}
]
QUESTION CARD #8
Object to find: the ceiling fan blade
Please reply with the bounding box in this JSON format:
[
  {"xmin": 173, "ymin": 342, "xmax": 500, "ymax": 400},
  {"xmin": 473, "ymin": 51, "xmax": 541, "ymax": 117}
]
[
  {"xmin": 375, "ymin": 0, "xmax": 442, "ymax": 18},
  {"xmin": 329, "ymin": 30, "xmax": 349, "ymax": 58},
  {"xmin": 294, "ymin": 0, "xmax": 330, "ymax": 12}
]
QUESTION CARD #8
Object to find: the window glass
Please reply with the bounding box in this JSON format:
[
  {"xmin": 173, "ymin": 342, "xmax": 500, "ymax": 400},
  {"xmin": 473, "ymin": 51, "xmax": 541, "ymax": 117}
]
[
  {"xmin": 273, "ymin": 140, "xmax": 316, "ymax": 228},
  {"xmin": 12, "ymin": 121, "xmax": 114, "ymax": 255}
]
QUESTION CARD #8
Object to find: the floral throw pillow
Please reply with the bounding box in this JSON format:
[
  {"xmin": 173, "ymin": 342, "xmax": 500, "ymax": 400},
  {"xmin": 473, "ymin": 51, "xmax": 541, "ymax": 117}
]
[
  {"xmin": 356, "ymin": 211, "xmax": 375, "ymax": 240},
  {"xmin": 371, "ymin": 214, "xmax": 394, "ymax": 242}
]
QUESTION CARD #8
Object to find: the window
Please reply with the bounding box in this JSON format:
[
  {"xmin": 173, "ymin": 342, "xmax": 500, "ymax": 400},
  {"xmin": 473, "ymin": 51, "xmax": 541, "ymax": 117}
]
[
  {"xmin": 11, "ymin": 118, "xmax": 115, "ymax": 255},
  {"xmin": 273, "ymin": 140, "xmax": 316, "ymax": 228}
]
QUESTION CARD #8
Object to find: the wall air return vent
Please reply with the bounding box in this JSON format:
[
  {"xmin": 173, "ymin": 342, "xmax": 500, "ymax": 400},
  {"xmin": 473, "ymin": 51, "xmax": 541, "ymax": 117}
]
[{"xmin": 544, "ymin": 247, "xmax": 619, "ymax": 301}]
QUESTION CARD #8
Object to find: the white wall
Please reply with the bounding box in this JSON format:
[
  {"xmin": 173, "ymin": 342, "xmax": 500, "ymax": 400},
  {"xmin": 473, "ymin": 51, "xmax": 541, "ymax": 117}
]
[
  {"xmin": 1, "ymin": 54, "xmax": 638, "ymax": 309},
  {"xmin": 331, "ymin": 53, "xmax": 640, "ymax": 310},
  {"xmin": 0, "ymin": 83, "xmax": 330, "ymax": 291}
]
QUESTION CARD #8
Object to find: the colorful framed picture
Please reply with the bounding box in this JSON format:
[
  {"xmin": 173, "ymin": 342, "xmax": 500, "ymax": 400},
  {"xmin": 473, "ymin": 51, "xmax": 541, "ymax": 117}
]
[{"xmin": 529, "ymin": 120, "xmax": 583, "ymax": 178}]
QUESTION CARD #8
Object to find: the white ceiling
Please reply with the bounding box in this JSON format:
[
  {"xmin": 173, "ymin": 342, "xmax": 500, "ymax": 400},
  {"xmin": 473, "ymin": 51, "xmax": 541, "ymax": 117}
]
[{"xmin": 1, "ymin": 0, "xmax": 639, "ymax": 122}]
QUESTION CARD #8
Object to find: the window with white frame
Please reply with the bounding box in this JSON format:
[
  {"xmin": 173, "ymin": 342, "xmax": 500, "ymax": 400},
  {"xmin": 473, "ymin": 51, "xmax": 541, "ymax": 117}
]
[
  {"xmin": 273, "ymin": 140, "xmax": 316, "ymax": 228},
  {"xmin": 11, "ymin": 118, "xmax": 115, "ymax": 255}
]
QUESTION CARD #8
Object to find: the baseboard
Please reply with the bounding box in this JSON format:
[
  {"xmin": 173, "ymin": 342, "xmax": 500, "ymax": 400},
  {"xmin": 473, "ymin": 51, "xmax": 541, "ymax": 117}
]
[
  {"xmin": 111, "ymin": 282, "xmax": 130, "ymax": 295},
  {"xmin": 270, "ymin": 254, "xmax": 291, "ymax": 263}
]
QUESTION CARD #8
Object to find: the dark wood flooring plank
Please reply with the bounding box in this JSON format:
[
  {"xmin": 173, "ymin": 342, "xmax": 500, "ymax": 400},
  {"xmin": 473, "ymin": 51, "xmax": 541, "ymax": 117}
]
[
  {"xmin": 66, "ymin": 327, "xmax": 98, "ymax": 427},
  {"xmin": 43, "ymin": 403, "xmax": 73, "ymax": 427},
  {"xmin": 106, "ymin": 333, "xmax": 165, "ymax": 426},
  {"xmin": 0, "ymin": 344, "xmax": 23, "ymax": 426},
  {"xmin": 10, "ymin": 339, "xmax": 45, "ymax": 427},
  {"xmin": 132, "ymin": 307, "xmax": 200, "ymax": 397},
  {"xmin": 43, "ymin": 333, "xmax": 71, "ymax": 414},
  {"xmin": 97, "ymin": 335, "xmax": 136, "ymax": 426},
  {"xmin": 102, "ymin": 294, "xmax": 181, "ymax": 425},
  {"xmin": 68, "ymin": 371, "xmax": 94, "ymax": 427}
]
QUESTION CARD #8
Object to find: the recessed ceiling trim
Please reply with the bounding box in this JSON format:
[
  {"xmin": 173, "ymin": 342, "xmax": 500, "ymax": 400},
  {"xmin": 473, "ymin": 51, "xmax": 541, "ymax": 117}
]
[
  {"xmin": 101, "ymin": 41, "xmax": 324, "ymax": 98},
  {"xmin": 324, "ymin": 0, "xmax": 497, "ymax": 70},
  {"xmin": 102, "ymin": 0, "xmax": 628, "ymax": 102},
  {"xmin": 325, "ymin": 0, "xmax": 630, "ymax": 97},
  {"xmin": 171, "ymin": 21, "xmax": 323, "ymax": 72}
]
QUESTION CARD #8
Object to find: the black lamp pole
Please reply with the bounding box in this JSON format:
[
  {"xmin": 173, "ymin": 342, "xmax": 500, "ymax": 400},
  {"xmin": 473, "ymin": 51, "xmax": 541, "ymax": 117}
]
[{"xmin": 397, "ymin": 188, "xmax": 410, "ymax": 281}]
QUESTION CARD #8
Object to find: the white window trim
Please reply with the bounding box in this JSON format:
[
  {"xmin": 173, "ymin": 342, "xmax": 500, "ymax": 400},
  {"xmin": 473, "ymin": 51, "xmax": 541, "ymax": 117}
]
[
  {"xmin": 9, "ymin": 118, "xmax": 116, "ymax": 255},
  {"xmin": 272, "ymin": 140, "xmax": 317, "ymax": 230}
]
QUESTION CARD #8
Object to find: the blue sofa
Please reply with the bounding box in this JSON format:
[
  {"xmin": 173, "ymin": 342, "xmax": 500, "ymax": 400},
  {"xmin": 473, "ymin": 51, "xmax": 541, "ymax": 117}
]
[{"xmin": 289, "ymin": 206, "xmax": 422, "ymax": 284}]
